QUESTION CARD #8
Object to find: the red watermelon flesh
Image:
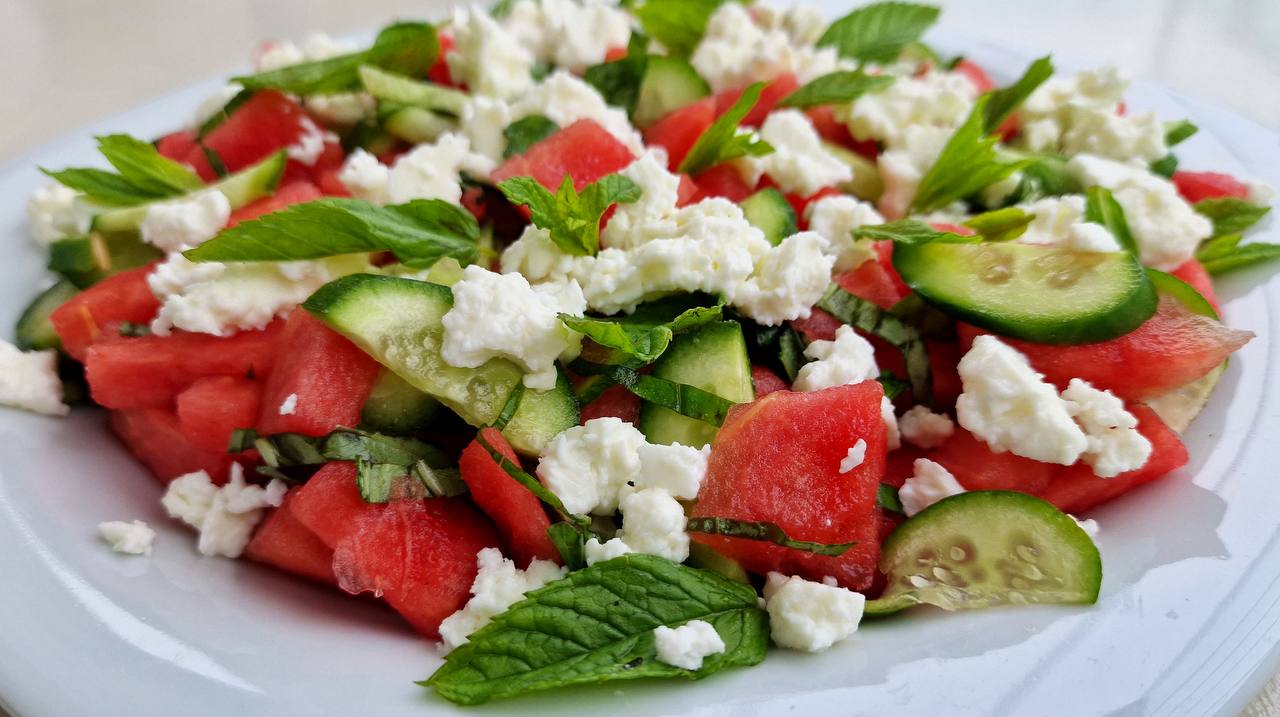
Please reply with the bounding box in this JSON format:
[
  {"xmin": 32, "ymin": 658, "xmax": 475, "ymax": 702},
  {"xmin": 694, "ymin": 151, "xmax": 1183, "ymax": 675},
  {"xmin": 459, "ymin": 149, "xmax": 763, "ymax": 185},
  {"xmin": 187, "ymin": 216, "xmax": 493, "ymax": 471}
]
[
  {"xmin": 186, "ymin": 90, "xmax": 312, "ymax": 180},
  {"xmin": 691, "ymin": 164, "xmax": 756, "ymax": 203},
  {"xmin": 86, "ymin": 322, "xmax": 283, "ymax": 409},
  {"xmin": 692, "ymin": 382, "xmax": 887, "ymax": 590},
  {"xmin": 883, "ymin": 445, "xmax": 927, "ymax": 488},
  {"xmin": 1170, "ymin": 259, "xmax": 1220, "ymax": 313},
  {"xmin": 227, "ymin": 181, "xmax": 322, "ymax": 227},
  {"xmin": 50, "ymin": 265, "xmax": 161, "ymax": 361},
  {"xmin": 156, "ymin": 130, "xmax": 200, "ymax": 163},
  {"xmin": 645, "ymin": 97, "xmax": 716, "ymax": 171},
  {"xmin": 245, "ymin": 491, "xmax": 336, "ymax": 586},
  {"xmin": 714, "ymin": 73, "xmax": 799, "ymax": 128},
  {"xmin": 492, "ymin": 119, "xmax": 635, "ymax": 193},
  {"xmin": 926, "ymin": 428, "xmax": 1056, "ymax": 495},
  {"xmin": 1172, "ymin": 171, "xmax": 1250, "ymax": 203},
  {"xmin": 288, "ymin": 462, "xmax": 375, "ymax": 547},
  {"xmin": 331, "ymin": 498, "xmax": 500, "ymax": 638},
  {"xmin": 751, "ymin": 365, "xmax": 789, "ymax": 397},
  {"xmin": 459, "ymin": 428, "xmax": 559, "ymax": 567},
  {"xmin": 255, "ymin": 311, "xmax": 380, "ymax": 437},
  {"xmin": 176, "ymin": 376, "xmax": 262, "ymax": 453},
  {"xmin": 110, "ymin": 408, "xmax": 238, "ymax": 484},
  {"xmin": 957, "ymin": 296, "xmax": 1253, "ymax": 402},
  {"xmin": 580, "ymin": 384, "xmax": 641, "ymax": 424}
]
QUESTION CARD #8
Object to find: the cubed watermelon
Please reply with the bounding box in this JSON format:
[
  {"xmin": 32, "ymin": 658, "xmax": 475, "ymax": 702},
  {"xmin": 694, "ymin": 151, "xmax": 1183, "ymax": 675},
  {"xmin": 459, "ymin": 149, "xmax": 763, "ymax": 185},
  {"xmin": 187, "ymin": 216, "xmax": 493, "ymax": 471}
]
[
  {"xmin": 227, "ymin": 180, "xmax": 322, "ymax": 227},
  {"xmin": 691, "ymin": 164, "xmax": 756, "ymax": 203},
  {"xmin": 50, "ymin": 266, "xmax": 161, "ymax": 361},
  {"xmin": 459, "ymin": 428, "xmax": 559, "ymax": 566},
  {"xmin": 245, "ymin": 491, "xmax": 336, "ymax": 586},
  {"xmin": 750, "ymin": 365, "xmax": 789, "ymax": 397},
  {"xmin": 110, "ymin": 408, "xmax": 238, "ymax": 484},
  {"xmin": 713, "ymin": 73, "xmax": 799, "ymax": 128},
  {"xmin": 187, "ymin": 90, "xmax": 311, "ymax": 180},
  {"xmin": 579, "ymin": 385, "xmax": 642, "ymax": 425},
  {"xmin": 156, "ymin": 130, "xmax": 200, "ymax": 163},
  {"xmin": 645, "ymin": 97, "xmax": 716, "ymax": 171},
  {"xmin": 1170, "ymin": 258, "xmax": 1221, "ymax": 313},
  {"xmin": 176, "ymin": 376, "xmax": 262, "ymax": 453},
  {"xmin": 491, "ymin": 119, "xmax": 635, "ymax": 193},
  {"xmin": 926, "ymin": 427, "xmax": 1056, "ymax": 494},
  {"xmin": 1172, "ymin": 171, "xmax": 1250, "ymax": 203},
  {"xmin": 288, "ymin": 462, "xmax": 375, "ymax": 547}
]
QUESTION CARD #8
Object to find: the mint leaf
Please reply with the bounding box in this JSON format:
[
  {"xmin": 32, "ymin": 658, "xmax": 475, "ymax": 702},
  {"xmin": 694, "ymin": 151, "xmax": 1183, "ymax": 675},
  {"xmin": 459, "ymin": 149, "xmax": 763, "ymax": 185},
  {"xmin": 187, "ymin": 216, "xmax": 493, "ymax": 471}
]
[
  {"xmin": 498, "ymin": 174, "xmax": 642, "ymax": 256},
  {"xmin": 502, "ymin": 115, "xmax": 559, "ymax": 159},
  {"xmin": 41, "ymin": 168, "xmax": 166, "ymax": 207},
  {"xmin": 1083, "ymin": 186, "xmax": 1139, "ymax": 255},
  {"xmin": 982, "ymin": 56, "xmax": 1054, "ymax": 134},
  {"xmin": 184, "ymin": 198, "xmax": 480, "ymax": 268},
  {"xmin": 633, "ymin": 0, "xmax": 726, "ymax": 58},
  {"xmin": 491, "ymin": 383, "xmax": 526, "ymax": 431},
  {"xmin": 355, "ymin": 460, "xmax": 411, "ymax": 502},
  {"xmin": 1198, "ymin": 238, "xmax": 1280, "ymax": 275},
  {"xmin": 877, "ymin": 372, "xmax": 910, "ymax": 400},
  {"xmin": 566, "ymin": 298, "xmax": 723, "ymax": 366},
  {"xmin": 43, "ymin": 134, "xmax": 204, "ymax": 206},
  {"xmin": 778, "ymin": 70, "xmax": 895, "ymax": 109},
  {"xmin": 685, "ymin": 516, "xmax": 855, "ymax": 556},
  {"xmin": 853, "ymin": 218, "xmax": 977, "ymax": 245},
  {"xmin": 584, "ymin": 33, "xmax": 650, "ymax": 116},
  {"xmin": 423, "ymin": 554, "xmax": 768, "ymax": 705},
  {"xmin": 1150, "ymin": 154, "xmax": 1178, "ymax": 178},
  {"xmin": 817, "ymin": 285, "xmax": 932, "ymax": 405},
  {"xmin": 1194, "ymin": 197, "xmax": 1270, "ymax": 237},
  {"xmin": 877, "ymin": 483, "xmax": 904, "ymax": 513},
  {"xmin": 546, "ymin": 522, "xmax": 587, "ymax": 570},
  {"xmin": 962, "ymin": 207, "xmax": 1033, "ymax": 242},
  {"xmin": 572, "ymin": 361, "xmax": 739, "ymax": 426},
  {"xmin": 678, "ymin": 82, "xmax": 773, "ymax": 176},
  {"xmin": 235, "ymin": 22, "xmax": 439, "ymax": 95},
  {"xmin": 818, "ymin": 2, "xmax": 941, "ymax": 64},
  {"xmin": 911, "ymin": 96, "xmax": 1029, "ymax": 213},
  {"xmin": 1165, "ymin": 119, "xmax": 1198, "ymax": 147}
]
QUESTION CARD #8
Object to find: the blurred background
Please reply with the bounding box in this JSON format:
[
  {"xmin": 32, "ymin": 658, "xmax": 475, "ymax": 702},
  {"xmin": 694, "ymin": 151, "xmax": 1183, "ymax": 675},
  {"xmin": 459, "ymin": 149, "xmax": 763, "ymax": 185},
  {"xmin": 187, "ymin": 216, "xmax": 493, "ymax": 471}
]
[{"xmin": 0, "ymin": 1, "xmax": 1277, "ymax": 715}]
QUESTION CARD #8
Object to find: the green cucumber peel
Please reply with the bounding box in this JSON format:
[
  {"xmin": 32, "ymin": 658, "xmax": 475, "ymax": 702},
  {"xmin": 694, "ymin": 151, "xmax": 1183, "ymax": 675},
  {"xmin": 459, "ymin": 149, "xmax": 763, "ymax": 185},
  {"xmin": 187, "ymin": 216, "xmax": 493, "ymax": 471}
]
[{"xmin": 235, "ymin": 22, "xmax": 439, "ymax": 95}]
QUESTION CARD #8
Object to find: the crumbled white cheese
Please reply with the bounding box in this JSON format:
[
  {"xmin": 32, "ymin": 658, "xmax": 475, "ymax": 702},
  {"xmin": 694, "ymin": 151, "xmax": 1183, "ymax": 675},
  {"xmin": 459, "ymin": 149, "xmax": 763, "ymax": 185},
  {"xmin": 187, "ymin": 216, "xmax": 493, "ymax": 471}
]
[
  {"xmin": 898, "ymin": 405, "xmax": 956, "ymax": 450},
  {"xmin": 691, "ymin": 2, "xmax": 840, "ymax": 93},
  {"xmin": 1017, "ymin": 195, "xmax": 1123, "ymax": 254},
  {"xmin": 956, "ymin": 335, "xmax": 1088, "ymax": 465},
  {"xmin": 537, "ymin": 417, "xmax": 648, "ymax": 515},
  {"xmin": 654, "ymin": 620, "xmax": 726, "ymax": 670},
  {"xmin": 460, "ymin": 95, "xmax": 515, "ymax": 163},
  {"xmin": 255, "ymin": 41, "xmax": 306, "ymax": 71},
  {"xmin": 500, "ymin": 225, "xmax": 581, "ymax": 283},
  {"xmin": 1067, "ymin": 153, "xmax": 1213, "ymax": 270},
  {"xmin": 617, "ymin": 487, "xmax": 690, "ymax": 563},
  {"xmin": 0, "ymin": 341, "xmax": 69, "ymax": 416},
  {"xmin": 792, "ymin": 324, "xmax": 879, "ymax": 392},
  {"xmin": 387, "ymin": 133, "xmax": 496, "ymax": 206},
  {"xmin": 440, "ymin": 265, "xmax": 586, "ymax": 390},
  {"xmin": 841, "ymin": 70, "xmax": 978, "ymax": 149},
  {"xmin": 511, "ymin": 71, "xmax": 646, "ymax": 154},
  {"xmin": 584, "ymin": 536, "xmax": 633, "ymax": 565},
  {"xmin": 736, "ymin": 231, "xmax": 836, "ymax": 326},
  {"xmin": 1072, "ymin": 515, "xmax": 1101, "ymax": 538},
  {"xmin": 763, "ymin": 572, "xmax": 865, "ymax": 652},
  {"xmin": 881, "ymin": 395, "xmax": 901, "ymax": 451},
  {"xmin": 162, "ymin": 464, "xmax": 287, "ymax": 559},
  {"xmin": 438, "ymin": 547, "xmax": 566, "ymax": 654},
  {"xmin": 899, "ymin": 458, "xmax": 966, "ymax": 517},
  {"xmin": 1247, "ymin": 179, "xmax": 1276, "ymax": 205},
  {"xmin": 337, "ymin": 149, "xmax": 391, "ymax": 205},
  {"xmin": 256, "ymin": 33, "xmax": 355, "ymax": 70},
  {"xmin": 839, "ymin": 439, "xmax": 868, "ymax": 474},
  {"xmin": 1019, "ymin": 66, "xmax": 1166, "ymax": 164},
  {"xmin": 753, "ymin": 4, "xmax": 830, "ymax": 45},
  {"xmin": 285, "ymin": 117, "xmax": 334, "ymax": 166},
  {"xmin": 874, "ymin": 124, "xmax": 953, "ymax": 219},
  {"xmin": 806, "ymin": 194, "xmax": 885, "ymax": 271},
  {"xmin": 736, "ymin": 110, "xmax": 852, "ymax": 196},
  {"xmin": 1060, "ymin": 378, "xmax": 1152, "ymax": 478},
  {"xmin": 98, "ymin": 520, "xmax": 156, "ymax": 555},
  {"xmin": 502, "ymin": 0, "xmax": 633, "ymax": 73},
  {"xmin": 138, "ymin": 189, "xmax": 231, "ymax": 253},
  {"xmin": 278, "ymin": 393, "xmax": 299, "ymax": 416},
  {"xmin": 633, "ymin": 442, "xmax": 711, "ymax": 500},
  {"xmin": 189, "ymin": 83, "xmax": 243, "ymax": 130},
  {"xmin": 447, "ymin": 8, "xmax": 536, "ymax": 100},
  {"xmin": 601, "ymin": 150, "xmax": 684, "ymax": 251},
  {"xmin": 26, "ymin": 183, "xmax": 92, "ymax": 246}
]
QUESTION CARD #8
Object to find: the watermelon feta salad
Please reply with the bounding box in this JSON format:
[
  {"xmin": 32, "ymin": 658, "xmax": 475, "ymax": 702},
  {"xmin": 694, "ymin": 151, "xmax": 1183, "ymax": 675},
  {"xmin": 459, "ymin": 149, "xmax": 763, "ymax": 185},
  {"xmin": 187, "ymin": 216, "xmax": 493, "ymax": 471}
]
[{"xmin": 6, "ymin": 0, "xmax": 1279, "ymax": 706}]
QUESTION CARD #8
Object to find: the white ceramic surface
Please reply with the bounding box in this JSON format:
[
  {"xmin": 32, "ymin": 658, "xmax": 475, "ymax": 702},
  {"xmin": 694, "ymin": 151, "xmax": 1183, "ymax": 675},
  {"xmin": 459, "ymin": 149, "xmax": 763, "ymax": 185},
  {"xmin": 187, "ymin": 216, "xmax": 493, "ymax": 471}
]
[{"xmin": 1, "ymin": 28, "xmax": 1279, "ymax": 717}]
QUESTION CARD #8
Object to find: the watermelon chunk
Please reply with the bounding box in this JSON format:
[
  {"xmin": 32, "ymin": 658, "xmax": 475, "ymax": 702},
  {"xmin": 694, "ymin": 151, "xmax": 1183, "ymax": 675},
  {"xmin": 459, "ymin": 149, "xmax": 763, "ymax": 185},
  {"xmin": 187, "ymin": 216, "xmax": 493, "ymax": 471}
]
[
  {"xmin": 85, "ymin": 323, "xmax": 283, "ymax": 409},
  {"xmin": 156, "ymin": 130, "xmax": 200, "ymax": 163},
  {"xmin": 691, "ymin": 164, "xmax": 756, "ymax": 202},
  {"xmin": 245, "ymin": 491, "xmax": 336, "ymax": 585},
  {"xmin": 187, "ymin": 90, "xmax": 311, "ymax": 180},
  {"xmin": 491, "ymin": 119, "xmax": 635, "ymax": 192},
  {"xmin": 958, "ymin": 296, "xmax": 1253, "ymax": 402},
  {"xmin": 255, "ymin": 311, "xmax": 381, "ymax": 437},
  {"xmin": 176, "ymin": 376, "xmax": 262, "ymax": 453},
  {"xmin": 926, "ymin": 428, "xmax": 1056, "ymax": 494},
  {"xmin": 227, "ymin": 180, "xmax": 322, "ymax": 227},
  {"xmin": 288, "ymin": 462, "xmax": 376, "ymax": 547},
  {"xmin": 692, "ymin": 382, "xmax": 887, "ymax": 590},
  {"xmin": 110, "ymin": 408, "xmax": 237, "ymax": 484},
  {"xmin": 579, "ymin": 384, "xmax": 641, "ymax": 424},
  {"xmin": 50, "ymin": 266, "xmax": 161, "ymax": 361},
  {"xmin": 645, "ymin": 97, "xmax": 716, "ymax": 171},
  {"xmin": 1172, "ymin": 171, "xmax": 1250, "ymax": 202},
  {"xmin": 1170, "ymin": 259, "xmax": 1220, "ymax": 313},
  {"xmin": 459, "ymin": 428, "xmax": 559, "ymax": 566},
  {"xmin": 751, "ymin": 365, "xmax": 789, "ymax": 397},
  {"xmin": 713, "ymin": 73, "xmax": 799, "ymax": 128}
]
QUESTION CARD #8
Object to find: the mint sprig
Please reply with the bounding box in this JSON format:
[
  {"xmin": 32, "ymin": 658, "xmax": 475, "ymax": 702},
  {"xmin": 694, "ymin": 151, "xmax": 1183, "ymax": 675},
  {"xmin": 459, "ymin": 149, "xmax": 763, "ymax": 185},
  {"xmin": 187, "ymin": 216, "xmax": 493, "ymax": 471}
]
[
  {"xmin": 423, "ymin": 554, "xmax": 768, "ymax": 705},
  {"xmin": 685, "ymin": 516, "xmax": 856, "ymax": 556},
  {"xmin": 1196, "ymin": 234, "xmax": 1280, "ymax": 275},
  {"xmin": 584, "ymin": 32, "xmax": 650, "ymax": 116},
  {"xmin": 816, "ymin": 285, "xmax": 932, "ymax": 405},
  {"xmin": 501, "ymin": 115, "xmax": 559, "ymax": 159},
  {"xmin": 564, "ymin": 297, "xmax": 724, "ymax": 367},
  {"xmin": 910, "ymin": 95, "xmax": 1029, "ymax": 213},
  {"xmin": 234, "ymin": 22, "xmax": 439, "ymax": 95},
  {"xmin": 818, "ymin": 2, "xmax": 941, "ymax": 64},
  {"xmin": 572, "ymin": 360, "xmax": 738, "ymax": 425},
  {"xmin": 498, "ymin": 174, "xmax": 641, "ymax": 256},
  {"xmin": 43, "ymin": 134, "xmax": 204, "ymax": 207},
  {"xmin": 982, "ymin": 55, "xmax": 1054, "ymax": 134},
  {"xmin": 778, "ymin": 70, "xmax": 896, "ymax": 109},
  {"xmin": 633, "ymin": 0, "xmax": 726, "ymax": 58},
  {"xmin": 678, "ymin": 82, "xmax": 773, "ymax": 176},
  {"xmin": 1193, "ymin": 197, "xmax": 1270, "ymax": 237},
  {"xmin": 1083, "ymin": 186, "xmax": 1140, "ymax": 255}
]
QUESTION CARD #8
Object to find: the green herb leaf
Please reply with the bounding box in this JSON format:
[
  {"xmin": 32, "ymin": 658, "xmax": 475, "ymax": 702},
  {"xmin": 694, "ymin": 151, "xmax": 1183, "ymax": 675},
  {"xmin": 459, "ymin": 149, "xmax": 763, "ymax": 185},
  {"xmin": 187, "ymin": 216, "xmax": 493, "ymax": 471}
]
[
  {"xmin": 197, "ymin": 88, "xmax": 254, "ymax": 138},
  {"xmin": 423, "ymin": 554, "xmax": 768, "ymax": 705},
  {"xmin": 235, "ymin": 22, "xmax": 439, "ymax": 95},
  {"xmin": 584, "ymin": 33, "xmax": 649, "ymax": 116},
  {"xmin": 1198, "ymin": 241, "xmax": 1280, "ymax": 275},
  {"xmin": 678, "ymin": 82, "xmax": 773, "ymax": 176},
  {"xmin": 41, "ymin": 168, "xmax": 165, "ymax": 207},
  {"xmin": 1083, "ymin": 186, "xmax": 1139, "ymax": 255},
  {"xmin": 474, "ymin": 431, "xmax": 590, "ymax": 528},
  {"xmin": 546, "ymin": 522, "xmax": 587, "ymax": 570},
  {"xmin": 982, "ymin": 56, "xmax": 1054, "ymax": 134},
  {"xmin": 818, "ymin": 2, "xmax": 941, "ymax": 64},
  {"xmin": 777, "ymin": 70, "xmax": 895, "ymax": 109},
  {"xmin": 184, "ymin": 198, "xmax": 480, "ymax": 268},
  {"xmin": 1150, "ymin": 154, "xmax": 1178, "ymax": 178},
  {"xmin": 817, "ymin": 285, "xmax": 932, "ymax": 405},
  {"xmin": 962, "ymin": 207, "xmax": 1034, "ymax": 242},
  {"xmin": 1193, "ymin": 197, "xmax": 1270, "ymax": 237},
  {"xmin": 572, "ymin": 361, "xmax": 737, "ymax": 426},
  {"xmin": 1165, "ymin": 119, "xmax": 1198, "ymax": 147},
  {"xmin": 877, "ymin": 483, "xmax": 904, "ymax": 513},
  {"xmin": 911, "ymin": 96, "xmax": 1029, "ymax": 213},
  {"xmin": 501, "ymin": 115, "xmax": 559, "ymax": 159},
  {"xmin": 565, "ymin": 299, "xmax": 723, "ymax": 366},
  {"xmin": 685, "ymin": 516, "xmax": 855, "ymax": 556},
  {"xmin": 43, "ymin": 134, "xmax": 205, "ymax": 206},
  {"xmin": 356, "ymin": 460, "xmax": 409, "ymax": 503},
  {"xmin": 633, "ymin": 0, "xmax": 726, "ymax": 58},
  {"xmin": 777, "ymin": 327, "xmax": 807, "ymax": 382},
  {"xmin": 853, "ymin": 219, "xmax": 977, "ymax": 245},
  {"xmin": 491, "ymin": 383, "xmax": 526, "ymax": 431},
  {"xmin": 498, "ymin": 174, "xmax": 642, "ymax": 256},
  {"xmin": 322, "ymin": 428, "xmax": 450, "ymax": 466}
]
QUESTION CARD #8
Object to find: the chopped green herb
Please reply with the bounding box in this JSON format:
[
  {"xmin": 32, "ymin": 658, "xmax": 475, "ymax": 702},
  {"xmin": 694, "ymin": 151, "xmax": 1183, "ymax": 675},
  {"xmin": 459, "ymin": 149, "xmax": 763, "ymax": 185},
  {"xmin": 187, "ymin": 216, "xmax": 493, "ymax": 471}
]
[
  {"xmin": 497, "ymin": 174, "xmax": 641, "ymax": 256},
  {"xmin": 1193, "ymin": 197, "xmax": 1270, "ymax": 237},
  {"xmin": 778, "ymin": 71, "xmax": 895, "ymax": 109},
  {"xmin": 633, "ymin": 0, "xmax": 726, "ymax": 58},
  {"xmin": 818, "ymin": 2, "xmax": 941, "ymax": 64},
  {"xmin": 678, "ymin": 82, "xmax": 773, "ymax": 176},
  {"xmin": 234, "ymin": 22, "xmax": 439, "ymax": 95},
  {"xmin": 817, "ymin": 285, "xmax": 932, "ymax": 405},
  {"xmin": 501, "ymin": 115, "xmax": 559, "ymax": 159},
  {"xmin": 981, "ymin": 56, "xmax": 1053, "ymax": 135},
  {"xmin": 685, "ymin": 516, "xmax": 855, "ymax": 556},
  {"xmin": 911, "ymin": 96, "xmax": 1029, "ymax": 213}
]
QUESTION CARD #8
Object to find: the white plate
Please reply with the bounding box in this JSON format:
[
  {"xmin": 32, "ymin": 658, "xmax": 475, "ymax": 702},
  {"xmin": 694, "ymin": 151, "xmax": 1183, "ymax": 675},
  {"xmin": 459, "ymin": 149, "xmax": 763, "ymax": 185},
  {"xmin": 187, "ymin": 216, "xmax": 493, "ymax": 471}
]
[{"xmin": 2, "ymin": 22, "xmax": 1280, "ymax": 717}]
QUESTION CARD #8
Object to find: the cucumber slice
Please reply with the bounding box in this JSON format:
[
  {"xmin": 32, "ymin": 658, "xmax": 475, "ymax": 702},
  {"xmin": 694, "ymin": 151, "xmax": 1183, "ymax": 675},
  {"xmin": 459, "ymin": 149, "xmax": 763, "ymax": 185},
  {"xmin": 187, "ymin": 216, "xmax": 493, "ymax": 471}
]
[
  {"xmin": 303, "ymin": 274, "xmax": 578, "ymax": 455},
  {"xmin": 359, "ymin": 65, "xmax": 468, "ymax": 116},
  {"xmin": 739, "ymin": 188, "xmax": 797, "ymax": 246},
  {"xmin": 687, "ymin": 542, "xmax": 750, "ymax": 584},
  {"xmin": 634, "ymin": 56, "xmax": 711, "ymax": 129},
  {"xmin": 383, "ymin": 105, "xmax": 454, "ymax": 144},
  {"xmin": 92, "ymin": 151, "xmax": 287, "ymax": 233},
  {"xmin": 1146, "ymin": 269, "xmax": 1218, "ymax": 319},
  {"xmin": 639, "ymin": 321, "xmax": 752, "ymax": 448},
  {"xmin": 866, "ymin": 490, "xmax": 1102, "ymax": 617},
  {"xmin": 893, "ymin": 241, "xmax": 1157, "ymax": 344},
  {"xmin": 48, "ymin": 232, "xmax": 162, "ymax": 288},
  {"xmin": 360, "ymin": 368, "xmax": 442, "ymax": 435},
  {"xmin": 14, "ymin": 281, "xmax": 79, "ymax": 351},
  {"xmin": 822, "ymin": 141, "xmax": 883, "ymax": 202}
]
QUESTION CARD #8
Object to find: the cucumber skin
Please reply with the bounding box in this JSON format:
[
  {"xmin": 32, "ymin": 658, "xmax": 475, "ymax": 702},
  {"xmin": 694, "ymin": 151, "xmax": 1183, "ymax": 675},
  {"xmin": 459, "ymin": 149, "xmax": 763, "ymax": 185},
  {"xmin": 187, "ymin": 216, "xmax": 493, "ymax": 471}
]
[
  {"xmin": 15, "ymin": 281, "xmax": 79, "ymax": 351},
  {"xmin": 894, "ymin": 242, "xmax": 1158, "ymax": 345},
  {"xmin": 638, "ymin": 321, "xmax": 753, "ymax": 448}
]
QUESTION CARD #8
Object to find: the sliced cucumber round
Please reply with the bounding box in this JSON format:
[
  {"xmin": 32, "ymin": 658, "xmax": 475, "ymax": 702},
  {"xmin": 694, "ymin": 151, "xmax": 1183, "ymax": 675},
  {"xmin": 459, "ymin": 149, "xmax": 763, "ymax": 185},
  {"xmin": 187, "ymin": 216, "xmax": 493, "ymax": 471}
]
[
  {"xmin": 866, "ymin": 491, "xmax": 1101, "ymax": 617},
  {"xmin": 638, "ymin": 321, "xmax": 752, "ymax": 448},
  {"xmin": 893, "ymin": 241, "xmax": 1157, "ymax": 344},
  {"xmin": 14, "ymin": 280, "xmax": 79, "ymax": 351},
  {"xmin": 361, "ymin": 368, "xmax": 442, "ymax": 435},
  {"xmin": 739, "ymin": 188, "xmax": 797, "ymax": 246},
  {"xmin": 634, "ymin": 56, "xmax": 710, "ymax": 129}
]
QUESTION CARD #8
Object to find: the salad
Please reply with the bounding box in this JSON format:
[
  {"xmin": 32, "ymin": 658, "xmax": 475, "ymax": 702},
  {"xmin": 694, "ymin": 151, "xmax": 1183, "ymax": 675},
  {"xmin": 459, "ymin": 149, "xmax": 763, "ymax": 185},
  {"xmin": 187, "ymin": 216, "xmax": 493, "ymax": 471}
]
[{"xmin": 6, "ymin": 0, "xmax": 1278, "ymax": 706}]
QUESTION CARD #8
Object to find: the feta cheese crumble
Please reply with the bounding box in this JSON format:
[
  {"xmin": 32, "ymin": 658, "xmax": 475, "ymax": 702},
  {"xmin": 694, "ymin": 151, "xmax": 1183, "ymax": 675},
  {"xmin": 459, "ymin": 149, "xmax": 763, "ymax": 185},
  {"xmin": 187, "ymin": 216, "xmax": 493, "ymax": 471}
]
[
  {"xmin": 1073, "ymin": 516, "xmax": 1101, "ymax": 538},
  {"xmin": 617, "ymin": 487, "xmax": 690, "ymax": 563},
  {"xmin": 653, "ymin": 620, "xmax": 726, "ymax": 670},
  {"xmin": 386, "ymin": 134, "xmax": 496, "ymax": 206},
  {"xmin": 512, "ymin": 71, "xmax": 646, "ymax": 154},
  {"xmin": 446, "ymin": 8, "xmax": 536, "ymax": 100},
  {"xmin": 161, "ymin": 465, "xmax": 287, "ymax": 558},
  {"xmin": 189, "ymin": 83, "xmax": 243, "ymax": 130},
  {"xmin": 874, "ymin": 124, "xmax": 953, "ymax": 219},
  {"xmin": 691, "ymin": 2, "xmax": 840, "ymax": 93},
  {"xmin": 337, "ymin": 149, "xmax": 391, "ymax": 205},
  {"xmin": 584, "ymin": 536, "xmax": 633, "ymax": 565},
  {"xmin": 839, "ymin": 439, "xmax": 868, "ymax": 473},
  {"xmin": 899, "ymin": 458, "xmax": 966, "ymax": 517},
  {"xmin": 736, "ymin": 232, "xmax": 837, "ymax": 326},
  {"xmin": 735, "ymin": 110, "xmax": 853, "ymax": 196},
  {"xmin": 98, "ymin": 520, "xmax": 156, "ymax": 556},
  {"xmin": 600, "ymin": 150, "xmax": 684, "ymax": 251},
  {"xmin": 501, "ymin": 0, "xmax": 633, "ymax": 73},
  {"xmin": 898, "ymin": 405, "xmax": 956, "ymax": 450},
  {"xmin": 806, "ymin": 195, "xmax": 885, "ymax": 271},
  {"xmin": 841, "ymin": 70, "xmax": 978, "ymax": 149},
  {"xmin": 285, "ymin": 117, "xmax": 334, "ymax": 166},
  {"xmin": 27, "ymin": 182, "xmax": 92, "ymax": 246},
  {"xmin": 1060, "ymin": 378, "xmax": 1152, "ymax": 478},
  {"xmin": 792, "ymin": 325, "xmax": 879, "ymax": 392},
  {"xmin": 633, "ymin": 442, "xmax": 712, "ymax": 500},
  {"xmin": 763, "ymin": 572, "xmax": 865, "ymax": 652},
  {"xmin": 0, "ymin": 341, "xmax": 70, "ymax": 416},
  {"xmin": 440, "ymin": 265, "xmax": 587, "ymax": 390},
  {"xmin": 881, "ymin": 396, "xmax": 901, "ymax": 451},
  {"xmin": 138, "ymin": 189, "xmax": 231, "ymax": 253},
  {"xmin": 438, "ymin": 548, "xmax": 567, "ymax": 654},
  {"xmin": 278, "ymin": 393, "xmax": 299, "ymax": 416},
  {"xmin": 1019, "ymin": 66, "xmax": 1166, "ymax": 164},
  {"xmin": 1017, "ymin": 195, "xmax": 1122, "ymax": 254},
  {"xmin": 537, "ymin": 417, "xmax": 648, "ymax": 515}
]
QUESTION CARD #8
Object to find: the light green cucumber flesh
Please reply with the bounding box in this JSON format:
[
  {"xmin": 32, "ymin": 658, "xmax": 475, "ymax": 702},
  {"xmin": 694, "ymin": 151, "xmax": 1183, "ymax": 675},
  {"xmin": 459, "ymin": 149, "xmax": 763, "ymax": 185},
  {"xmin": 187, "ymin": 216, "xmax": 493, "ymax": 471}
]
[
  {"xmin": 383, "ymin": 106, "xmax": 454, "ymax": 144},
  {"xmin": 687, "ymin": 542, "xmax": 750, "ymax": 584},
  {"xmin": 634, "ymin": 56, "xmax": 711, "ymax": 129},
  {"xmin": 866, "ymin": 490, "xmax": 1102, "ymax": 617},
  {"xmin": 359, "ymin": 65, "xmax": 467, "ymax": 115},
  {"xmin": 49, "ymin": 232, "xmax": 161, "ymax": 288},
  {"xmin": 894, "ymin": 240, "xmax": 1157, "ymax": 344},
  {"xmin": 360, "ymin": 368, "xmax": 442, "ymax": 435},
  {"xmin": 303, "ymin": 274, "xmax": 578, "ymax": 456},
  {"xmin": 14, "ymin": 280, "xmax": 79, "ymax": 351},
  {"xmin": 822, "ymin": 141, "xmax": 883, "ymax": 202},
  {"xmin": 638, "ymin": 321, "xmax": 752, "ymax": 448},
  {"xmin": 739, "ymin": 188, "xmax": 798, "ymax": 246}
]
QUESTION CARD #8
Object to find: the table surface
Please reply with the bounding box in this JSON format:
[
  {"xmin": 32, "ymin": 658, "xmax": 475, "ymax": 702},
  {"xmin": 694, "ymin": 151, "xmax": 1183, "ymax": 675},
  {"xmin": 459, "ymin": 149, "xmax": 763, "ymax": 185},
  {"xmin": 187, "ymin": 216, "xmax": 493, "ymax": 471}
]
[{"xmin": 1, "ymin": 1, "xmax": 1278, "ymax": 715}]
